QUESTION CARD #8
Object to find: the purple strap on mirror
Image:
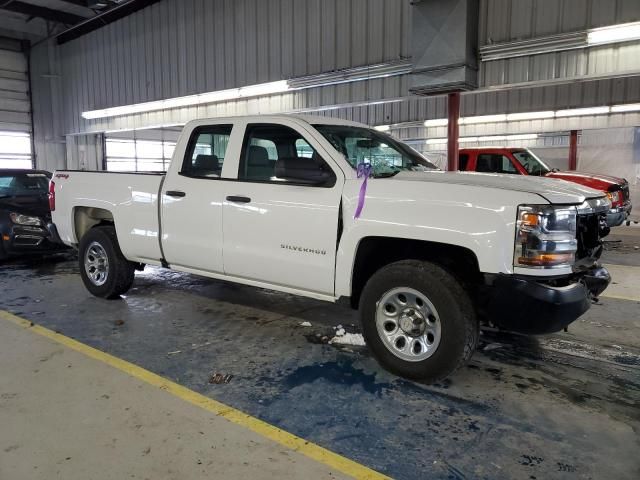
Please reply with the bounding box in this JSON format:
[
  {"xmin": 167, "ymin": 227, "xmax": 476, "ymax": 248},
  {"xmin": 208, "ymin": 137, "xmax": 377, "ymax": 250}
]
[{"xmin": 354, "ymin": 162, "xmax": 372, "ymax": 219}]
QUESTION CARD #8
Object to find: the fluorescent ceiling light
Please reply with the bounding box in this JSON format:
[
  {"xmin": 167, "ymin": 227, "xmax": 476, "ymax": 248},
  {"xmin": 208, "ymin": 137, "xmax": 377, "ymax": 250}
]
[
  {"xmin": 424, "ymin": 133, "xmax": 539, "ymax": 145},
  {"xmin": 0, "ymin": 130, "xmax": 30, "ymax": 137},
  {"xmin": 238, "ymin": 80, "xmax": 289, "ymax": 97},
  {"xmin": 418, "ymin": 103, "xmax": 640, "ymax": 131},
  {"xmin": 476, "ymin": 133, "xmax": 538, "ymax": 142},
  {"xmin": 506, "ymin": 133, "xmax": 539, "ymax": 140},
  {"xmin": 587, "ymin": 21, "xmax": 640, "ymax": 46},
  {"xmin": 506, "ymin": 111, "xmax": 555, "ymax": 121},
  {"xmin": 477, "ymin": 135, "xmax": 507, "ymax": 142},
  {"xmin": 611, "ymin": 103, "xmax": 640, "ymax": 113},
  {"xmin": 374, "ymin": 125, "xmax": 390, "ymax": 132},
  {"xmin": 83, "ymin": 80, "xmax": 290, "ymax": 119},
  {"xmin": 555, "ymin": 106, "xmax": 610, "ymax": 117},
  {"xmin": 459, "ymin": 114, "xmax": 507, "ymax": 125},
  {"xmin": 83, "ymin": 61, "xmax": 411, "ymax": 120},
  {"xmin": 424, "ymin": 118, "xmax": 448, "ymax": 127}
]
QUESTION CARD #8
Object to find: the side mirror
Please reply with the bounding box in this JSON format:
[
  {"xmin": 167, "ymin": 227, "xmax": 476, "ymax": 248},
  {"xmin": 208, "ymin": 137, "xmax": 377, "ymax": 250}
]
[{"xmin": 275, "ymin": 157, "xmax": 335, "ymax": 186}]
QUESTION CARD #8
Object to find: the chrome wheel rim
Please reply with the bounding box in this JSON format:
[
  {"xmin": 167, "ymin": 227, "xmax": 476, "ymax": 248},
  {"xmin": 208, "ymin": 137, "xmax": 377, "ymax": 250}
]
[
  {"xmin": 375, "ymin": 287, "xmax": 442, "ymax": 362},
  {"xmin": 84, "ymin": 241, "xmax": 109, "ymax": 286}
]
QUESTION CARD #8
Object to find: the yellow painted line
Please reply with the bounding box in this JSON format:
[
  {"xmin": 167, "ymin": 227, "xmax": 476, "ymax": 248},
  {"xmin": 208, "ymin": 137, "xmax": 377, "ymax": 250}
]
[
  {"xmin": 602, "ymin": 263, "xmax": 640, "ymax": 271},
  {"xmin": 600, "ymin": 293, "xmax": 640, "ymax": 302},
  {"xmin": 0, "ymin": 310, "xmax": 390, "ymax": 480},
  {"xmin": 601, "ymin": 263, "xmax": 640, "ymax": 302}
]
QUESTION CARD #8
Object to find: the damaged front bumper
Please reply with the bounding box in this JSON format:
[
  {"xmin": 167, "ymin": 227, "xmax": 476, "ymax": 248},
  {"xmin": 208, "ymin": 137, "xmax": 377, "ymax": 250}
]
[
  {"xmin": 1, "ymin": 222, "xmax": 68, "ymax": 257},
  {"xmin": 481, "ymin": 264, "xmax": 611, "ymax": 335},
  {"xmin": 606, "ymin": 202, "xmax": 632, "ymax": 227}
]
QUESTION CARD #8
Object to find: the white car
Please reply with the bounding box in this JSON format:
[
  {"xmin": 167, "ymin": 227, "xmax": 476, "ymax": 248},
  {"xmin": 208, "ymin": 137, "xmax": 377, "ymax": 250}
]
[{"xmin": 50, "ymin": 115, "xmax": 611, "ymax": 382}]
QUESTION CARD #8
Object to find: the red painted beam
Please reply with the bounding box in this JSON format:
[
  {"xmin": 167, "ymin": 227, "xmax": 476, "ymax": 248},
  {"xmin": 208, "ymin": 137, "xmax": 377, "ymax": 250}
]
[
  {"xmin": 568, "ymin": 130, "xmax": 578, "ymax": 170},
  {"xmin": 447, "ymin": 92, "xmax": 461, "ymax": 171}
]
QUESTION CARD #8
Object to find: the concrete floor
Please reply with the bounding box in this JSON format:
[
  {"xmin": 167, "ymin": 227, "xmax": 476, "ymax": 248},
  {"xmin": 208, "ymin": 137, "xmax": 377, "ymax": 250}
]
[
  {"xmin": 0, "ymin": 318, "xmax": 350, "ymax": 480},
  {"xmin": 1, "ymin": 225, "xmax": 639, "ymax": 479}
]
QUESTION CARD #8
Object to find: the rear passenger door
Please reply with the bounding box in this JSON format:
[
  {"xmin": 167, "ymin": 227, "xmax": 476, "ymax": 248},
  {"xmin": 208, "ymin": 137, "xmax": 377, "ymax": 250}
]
[
  {"xmin": 222, "ymin": 122, "xmax": 343, "ymax": 296},
  {"xmin": 161, "ymin": 124, "xmax": 238, "ymax": 273}
]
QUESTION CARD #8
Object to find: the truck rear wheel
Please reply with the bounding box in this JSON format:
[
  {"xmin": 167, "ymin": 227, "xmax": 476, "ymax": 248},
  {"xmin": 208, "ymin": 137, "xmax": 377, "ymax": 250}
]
[
  {"xmin": 359, "ymin": 260, "xmax": 478, "ymax": 383},
  {"xmin": 78, "ymin": 226, "xmax": 135, "ymax": 299}
]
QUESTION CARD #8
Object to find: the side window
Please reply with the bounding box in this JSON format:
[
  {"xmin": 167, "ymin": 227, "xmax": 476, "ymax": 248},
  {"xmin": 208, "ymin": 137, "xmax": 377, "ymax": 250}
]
[
  {"xmin": 182, "ymin": 125, "xmax": 233, "ymax": 178},
  {"xmin": 295, "ymin": 138, "xmax": 314, "ymax": 158},
  {"xmin": 476, "ymin": 154, "xmax": 518, "ymax": 174},
  {"xmin": 239, "ymin": 124, "xmax": 336, "ymax": 187},
  {"xmin": 458, "ymin": 153, "xmax": 469, "ymax": 170}
]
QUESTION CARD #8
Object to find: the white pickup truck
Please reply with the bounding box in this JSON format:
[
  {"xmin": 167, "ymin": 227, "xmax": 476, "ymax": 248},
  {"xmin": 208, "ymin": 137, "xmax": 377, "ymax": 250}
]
[{"xmin": 50, "ymin": 115, "xmax": 611, "ymax": 381}]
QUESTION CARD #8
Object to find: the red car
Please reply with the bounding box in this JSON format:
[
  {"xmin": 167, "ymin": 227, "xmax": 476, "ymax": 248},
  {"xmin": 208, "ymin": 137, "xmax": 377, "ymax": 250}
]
[{"xmin": 458, "ymin": 148, "xmax": 632, "ymax": 227}]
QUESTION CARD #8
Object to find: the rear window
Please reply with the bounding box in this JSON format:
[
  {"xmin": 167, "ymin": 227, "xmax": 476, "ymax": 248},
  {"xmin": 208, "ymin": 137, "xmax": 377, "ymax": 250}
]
[{"xmin": 0, "ymin": 172, "xmax": 50, "ymax": 197}]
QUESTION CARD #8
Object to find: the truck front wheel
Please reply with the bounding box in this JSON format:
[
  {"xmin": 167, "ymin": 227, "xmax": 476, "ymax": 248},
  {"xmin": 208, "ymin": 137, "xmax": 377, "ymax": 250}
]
[
  {"xmin": 78, "ymin": 226, "xmax": 135, "ymax": 299},
  {"xmin": 359, "ymin": 260, "xmax": 478, "ymax": 382}
]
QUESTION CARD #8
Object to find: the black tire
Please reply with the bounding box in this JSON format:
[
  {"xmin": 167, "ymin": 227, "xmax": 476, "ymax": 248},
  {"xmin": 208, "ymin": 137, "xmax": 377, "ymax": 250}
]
[
  {"xmin": 359, "ymin": 260, "xmax": 478, "ymax": 383},
  {"xmin": 78, "ymin": 226, "xmax": 135, "ymax": 299}
]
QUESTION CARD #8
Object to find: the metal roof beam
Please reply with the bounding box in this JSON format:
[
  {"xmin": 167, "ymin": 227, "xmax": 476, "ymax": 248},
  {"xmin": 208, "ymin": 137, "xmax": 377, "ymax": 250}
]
[
  {"xmin": 0, "ymin": 1, "xmax": 86, "ymax": 25},
  {"xmin": 17, "ymin": 0, "xmax": 96, "ymax": 18}
]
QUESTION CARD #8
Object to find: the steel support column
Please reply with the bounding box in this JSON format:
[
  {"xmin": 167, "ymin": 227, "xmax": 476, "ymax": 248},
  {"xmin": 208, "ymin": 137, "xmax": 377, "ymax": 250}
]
[
  {"xmin": 568, "ymin": 130, "xmax": 578, "ymax": 170},
  {"xmin": 447, "ymin": 92, "xmax": 460, "ymax": 171}
]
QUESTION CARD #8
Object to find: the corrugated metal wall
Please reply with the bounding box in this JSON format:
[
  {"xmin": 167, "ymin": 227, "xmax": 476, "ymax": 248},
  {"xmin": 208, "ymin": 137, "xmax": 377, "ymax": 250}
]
[
  {"xmin": 29, "ymin": 0, "xmax": 640, "ymax": 172},
  {"xmin": 31, "ymin": 40, "xmax": 66, "ymax": 172},
  {"xmin": 479, "ymin": 0, "xmax": 640, "ymax": 87},
  {"xmin": 480, "ymin": 0, "xmax": 640, "ymax": 43},
  {"xmin": 65, "ymin": 134, "xmax": 104, "ymax": 171},
  {"xmin": 53, "ymin": 0, "xmax": 411, "ymax": 135}
]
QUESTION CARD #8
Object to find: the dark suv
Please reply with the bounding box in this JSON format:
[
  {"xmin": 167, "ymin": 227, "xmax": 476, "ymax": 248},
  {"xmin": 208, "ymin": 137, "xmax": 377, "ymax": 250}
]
[{"xmin": 0, "ymin": 169, "xmax": 66, "ymax": 261}]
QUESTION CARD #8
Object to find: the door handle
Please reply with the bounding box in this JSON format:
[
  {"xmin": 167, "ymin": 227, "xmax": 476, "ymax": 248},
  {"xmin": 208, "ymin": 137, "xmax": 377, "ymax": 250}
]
[
  {"xmin": 166, "ymin": 190, "xmax": 186, "ymax": 197},
  {"xmin": 226, "ymin": 195, "xmax": 251, "ymax": 203}
]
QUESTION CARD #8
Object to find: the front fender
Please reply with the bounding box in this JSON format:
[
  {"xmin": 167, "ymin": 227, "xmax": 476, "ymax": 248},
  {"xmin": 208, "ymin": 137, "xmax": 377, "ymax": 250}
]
[{"xmin": 334, "ymin": 179, "xmax": 544, "ymax": 297}]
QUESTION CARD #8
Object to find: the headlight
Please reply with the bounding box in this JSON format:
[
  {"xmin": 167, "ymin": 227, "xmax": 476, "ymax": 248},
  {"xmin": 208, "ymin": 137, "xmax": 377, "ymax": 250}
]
[
  {"xmin": 605, "ymin": 190, "xmax": 621, "ymax": 206},
  {"xmin": 514, "ymin": 205, "xmax": 577, "ymax": 269},
  {"xmin": 9, "ymin": 212, "xmax": 43, "ymax": 226}
]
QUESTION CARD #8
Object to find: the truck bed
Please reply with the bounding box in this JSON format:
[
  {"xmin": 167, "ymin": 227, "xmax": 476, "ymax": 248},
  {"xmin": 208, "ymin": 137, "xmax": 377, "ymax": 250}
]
[{"xmin": 52, "ymin": 170, "xmax": 165, "ymax": 264}]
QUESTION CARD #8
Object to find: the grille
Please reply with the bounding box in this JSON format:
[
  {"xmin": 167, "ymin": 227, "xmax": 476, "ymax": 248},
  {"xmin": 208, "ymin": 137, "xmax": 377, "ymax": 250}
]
[{"xmin": 576, "ymin": 212, "xmax": 605, "ymax": 260}]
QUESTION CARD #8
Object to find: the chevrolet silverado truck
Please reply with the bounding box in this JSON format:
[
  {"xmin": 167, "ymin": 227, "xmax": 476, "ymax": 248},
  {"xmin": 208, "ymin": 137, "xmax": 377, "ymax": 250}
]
[
  {"xmin": 50, "ymin": 115, "xmax": 612, "ymax": 382},
  {"xmin": 458, "ymin": 147, "xmax": 632, "ymax": 227}
]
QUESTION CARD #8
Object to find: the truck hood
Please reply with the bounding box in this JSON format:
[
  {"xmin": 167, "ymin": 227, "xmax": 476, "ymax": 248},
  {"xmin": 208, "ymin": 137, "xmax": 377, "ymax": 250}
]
[
  {"xmin": 389, "ymin": 170, "xmax": 604, "ymax": 204},
  {"xmin": 545, "ymin": 170, "xmax": 625, "ymax": 191}
]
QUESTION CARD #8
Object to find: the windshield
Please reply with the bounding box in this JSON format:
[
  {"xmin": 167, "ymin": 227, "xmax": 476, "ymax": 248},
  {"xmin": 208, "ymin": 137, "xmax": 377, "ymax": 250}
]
[
  {"xmin": 512, "ymin": 150, "xmax": 551, "ymax": 176},
  {"xmin": 0, "ymin": 172, "xmax": 50, "ymax": 197},
  {"xmin": 313, "ymin": 125, "xmax": 438, "ymax": 177}
]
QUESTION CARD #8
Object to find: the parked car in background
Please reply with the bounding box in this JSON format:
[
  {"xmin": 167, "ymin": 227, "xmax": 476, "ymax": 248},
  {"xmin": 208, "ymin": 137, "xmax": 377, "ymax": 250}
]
[
  {"xmin": 458, "ymin": 148, "xmax": 632, "ymax": 227},
  {"xmin": 0, "ymin": 169, "xmax": 66, "ymax": 261}
]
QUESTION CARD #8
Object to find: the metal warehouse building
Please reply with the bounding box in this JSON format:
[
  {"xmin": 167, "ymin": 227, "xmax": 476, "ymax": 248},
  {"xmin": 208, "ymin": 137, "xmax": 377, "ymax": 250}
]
[{"xmin": 0, "ymin": 1, "xmax": 639, "ymax": 479}]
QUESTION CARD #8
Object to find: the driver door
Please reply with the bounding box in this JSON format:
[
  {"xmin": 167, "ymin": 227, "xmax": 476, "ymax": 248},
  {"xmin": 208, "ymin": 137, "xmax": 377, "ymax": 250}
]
[{"xmin": 222, "ymin": 122, "xmax": 343, "ymax": 296}]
